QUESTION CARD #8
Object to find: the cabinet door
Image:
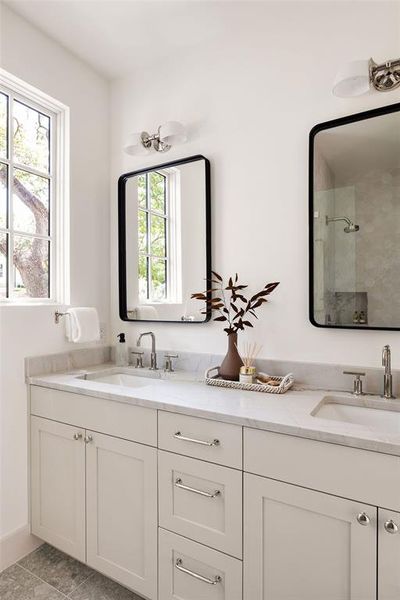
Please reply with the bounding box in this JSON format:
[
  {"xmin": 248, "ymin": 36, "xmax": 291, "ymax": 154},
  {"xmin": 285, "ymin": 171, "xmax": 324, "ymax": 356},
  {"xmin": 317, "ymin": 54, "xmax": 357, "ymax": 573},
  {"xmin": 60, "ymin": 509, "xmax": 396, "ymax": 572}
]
[
  {"xmin": 378, "ymin": 508, "xmax": 400, "ymax": 600},
  {"xmin": 31, "ymin": 416, "xmax": 85, "ymax": 561},
  {"xmin": 244, "ymin": 474, "xmax": 376, "ymax": 600},
  {"xmin": 86, "ymin": 431, "xmax": 157, "ymax": 599}
]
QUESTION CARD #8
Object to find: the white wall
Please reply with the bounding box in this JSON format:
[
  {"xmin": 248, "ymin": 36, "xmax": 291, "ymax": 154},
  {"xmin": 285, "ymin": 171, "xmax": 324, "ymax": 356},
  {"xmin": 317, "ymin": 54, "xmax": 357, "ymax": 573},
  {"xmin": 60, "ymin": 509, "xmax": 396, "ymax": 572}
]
[
  {"xmin": 0, "ymin": 3, "xmax": 110, "ymax": 553},
  {"xmin": 110, "ymin": 0, "xmax": 400, "ymax": 368}
]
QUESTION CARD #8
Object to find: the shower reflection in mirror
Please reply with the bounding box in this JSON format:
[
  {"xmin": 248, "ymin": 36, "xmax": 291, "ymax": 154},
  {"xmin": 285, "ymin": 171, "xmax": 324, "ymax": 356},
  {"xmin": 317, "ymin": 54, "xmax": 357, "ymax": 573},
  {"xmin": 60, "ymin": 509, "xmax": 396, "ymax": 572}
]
[{"xmin": 310, "ymin": 104, "xmax": 400, "ymax": 330}]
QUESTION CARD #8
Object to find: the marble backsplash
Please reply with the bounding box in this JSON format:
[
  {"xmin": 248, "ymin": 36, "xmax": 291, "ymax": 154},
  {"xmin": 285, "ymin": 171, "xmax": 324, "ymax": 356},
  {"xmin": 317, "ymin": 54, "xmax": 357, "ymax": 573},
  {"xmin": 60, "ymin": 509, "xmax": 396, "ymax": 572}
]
[{"xmin": 25, "ymin": 344, "xmax": 400, "ymax": 397}]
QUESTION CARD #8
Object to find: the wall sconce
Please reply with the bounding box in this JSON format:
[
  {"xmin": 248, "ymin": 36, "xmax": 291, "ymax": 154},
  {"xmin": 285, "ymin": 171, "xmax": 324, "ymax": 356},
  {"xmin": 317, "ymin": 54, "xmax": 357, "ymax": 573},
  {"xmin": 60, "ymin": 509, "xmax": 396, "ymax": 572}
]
[
  {"xmin": 333, "ymin": 58, "xmax": 400, "ymax": 97},
  {"xmin": 123, "ymin": 121, "xmax": 187, "ymax": 155}
]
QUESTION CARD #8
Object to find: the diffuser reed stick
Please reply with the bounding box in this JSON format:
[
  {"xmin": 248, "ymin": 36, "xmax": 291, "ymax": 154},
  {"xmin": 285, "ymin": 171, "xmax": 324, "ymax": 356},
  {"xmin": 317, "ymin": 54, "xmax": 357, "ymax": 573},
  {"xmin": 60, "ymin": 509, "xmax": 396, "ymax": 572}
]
[{"xmin": 236, "ymin": 341, "xmax": 262, "ymax": 383}]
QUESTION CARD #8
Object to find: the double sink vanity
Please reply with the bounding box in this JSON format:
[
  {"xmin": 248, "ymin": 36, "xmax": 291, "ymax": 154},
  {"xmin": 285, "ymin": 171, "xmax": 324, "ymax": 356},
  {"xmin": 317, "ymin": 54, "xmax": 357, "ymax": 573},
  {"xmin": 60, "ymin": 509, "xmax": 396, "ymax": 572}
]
[{"xmin": 27, "ymin": 348, "xmax": 400, "ymax": 600}]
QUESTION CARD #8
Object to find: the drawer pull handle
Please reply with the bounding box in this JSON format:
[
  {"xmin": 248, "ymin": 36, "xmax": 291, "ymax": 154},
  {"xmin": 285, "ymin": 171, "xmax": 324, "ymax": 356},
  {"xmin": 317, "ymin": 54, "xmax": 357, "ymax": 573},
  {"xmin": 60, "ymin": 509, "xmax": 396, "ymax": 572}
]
[
  {"xmin": 175, "ymin": 478, "xmax": 221, "ymax": 498},
  {"xmin": 174, "ymin": 431, "xmax": 220, "ymax": 447},
  {"xmin": 175, "ymin": 558, "xmax": 222, "ymax": 585},
  {"xmin": 357, "ymin": 512, "xmax": 370, "ymax": 526},
  {"xmin": 73, "ymin": 433, "xmax": 82, "ymax": 441},
  {"xmin": 84, "ymin": 435, "xmax": 93, "ymax": 444},
  {"xmin": 384, "ymin": 519, "xmax": 399, "ymax": 534}
]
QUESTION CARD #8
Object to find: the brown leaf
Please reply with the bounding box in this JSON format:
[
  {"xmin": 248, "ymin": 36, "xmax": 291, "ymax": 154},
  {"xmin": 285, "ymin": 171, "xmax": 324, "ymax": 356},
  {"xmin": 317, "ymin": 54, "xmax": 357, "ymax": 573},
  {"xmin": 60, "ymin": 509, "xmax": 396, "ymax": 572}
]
[
  {"xmin": 211, "ymin": 270, "xmax": 223, "ymax": 282},
  {"xmin": 252, "ymin": 298, "xmax": 268, "ymax": 309},
  {"xmin": 261, "ymin": 282, "xmax": 280, "ymax": 296},
  {"xmin": 242, "ymin": 321, "xmax": 253, "ymax": 327},
  {"xmin": 214, "ymin": 315, "xmax": 227, "ymax": 322}
]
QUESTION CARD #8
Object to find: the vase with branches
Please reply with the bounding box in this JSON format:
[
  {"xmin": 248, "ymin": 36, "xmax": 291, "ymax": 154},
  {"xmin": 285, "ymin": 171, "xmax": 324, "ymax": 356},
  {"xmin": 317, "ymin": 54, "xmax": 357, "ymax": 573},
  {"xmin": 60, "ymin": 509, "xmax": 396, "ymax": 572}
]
[{"xmin": 191, "ymin": 272, "xmax": 279, "ymax": 380}]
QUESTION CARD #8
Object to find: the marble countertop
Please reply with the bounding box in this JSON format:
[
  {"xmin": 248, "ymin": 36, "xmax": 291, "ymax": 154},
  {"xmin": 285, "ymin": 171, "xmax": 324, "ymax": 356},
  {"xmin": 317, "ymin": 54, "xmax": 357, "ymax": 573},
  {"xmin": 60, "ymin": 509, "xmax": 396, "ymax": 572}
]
[{"xmin": 29, "ymin": 364, "xmax": 400, "ymax": 458}]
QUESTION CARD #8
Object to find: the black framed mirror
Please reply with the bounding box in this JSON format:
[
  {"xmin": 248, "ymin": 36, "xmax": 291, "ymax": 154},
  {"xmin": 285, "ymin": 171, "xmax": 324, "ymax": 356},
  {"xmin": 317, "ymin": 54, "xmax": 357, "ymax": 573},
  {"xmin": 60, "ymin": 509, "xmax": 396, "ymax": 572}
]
[
  {"xmin": 118, "ymin": 155, "xmax": 211, "ymax": 322},
  {"xmin": 310, "ymin": 102, "xmax": 400, "ymax": 330}
]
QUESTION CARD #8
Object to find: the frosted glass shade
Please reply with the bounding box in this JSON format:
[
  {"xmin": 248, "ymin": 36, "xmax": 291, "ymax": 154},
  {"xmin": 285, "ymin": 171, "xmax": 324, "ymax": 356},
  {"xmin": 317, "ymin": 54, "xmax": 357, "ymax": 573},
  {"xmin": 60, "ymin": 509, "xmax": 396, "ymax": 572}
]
[
  {"xmin": 159, "ymin": 121, "xmax": 187, "ymax": 145},
  {"xmin": 333, "ymin": 60, "xmax": 371, "ymax": 97},
  {"xmin": 123, "ymin": 132, "xmax": 150, "ymax": 155}
]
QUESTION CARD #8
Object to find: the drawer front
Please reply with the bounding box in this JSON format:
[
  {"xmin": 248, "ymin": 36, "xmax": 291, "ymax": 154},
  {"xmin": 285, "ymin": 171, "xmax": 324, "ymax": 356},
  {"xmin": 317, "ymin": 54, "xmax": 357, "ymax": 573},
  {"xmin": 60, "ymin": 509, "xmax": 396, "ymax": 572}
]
[
  {"xmin": 158, "ymin": 411, "xmax": 242, "ymax": 468},
  {"xmin": 159, "ymin": 451, "xmax": 242, "ymax": 558},
  {"xmin": 30, "ymin": 386, "xmax": 157, "ymax": 446},
  {"xmin": 159, "ymin": 528, "xmax": 242, "ymax": 600},
  {"xmin": 245, "ymin": 428, "xmax": 400, "ymax": 510}
]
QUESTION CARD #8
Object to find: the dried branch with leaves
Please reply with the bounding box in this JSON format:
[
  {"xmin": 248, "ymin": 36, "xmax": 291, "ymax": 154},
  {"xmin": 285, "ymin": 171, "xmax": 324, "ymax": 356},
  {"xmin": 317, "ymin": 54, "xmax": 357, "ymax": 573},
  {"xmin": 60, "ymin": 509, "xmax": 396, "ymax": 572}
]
[{"xmin": 191, "ymin": 271, "xmax": 280, "ymax": 335}]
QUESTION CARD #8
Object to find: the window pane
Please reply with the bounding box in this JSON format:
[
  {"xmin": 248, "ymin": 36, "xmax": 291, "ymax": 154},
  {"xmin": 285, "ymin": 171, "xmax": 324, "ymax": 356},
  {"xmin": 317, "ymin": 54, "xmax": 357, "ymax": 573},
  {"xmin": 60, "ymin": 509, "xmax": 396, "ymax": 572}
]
[
  {"xmin": 0, "ymin": 232, "xmax": 7, "ymax": 298},
  {"xmin": 13, "ymin": 236, "xmax": 49, "ymax": 298},
  {"xmin": 0, "ymin": 163, "xmax": 7, "ymax": 229},
  {"xmin": 138, "ymin": 209, "xmax": 148, "ymax": 253},
  {"xmin": 150, "ymin": 172, "xmax": 166, "ymax": 213},
  {"xmin": 151, "ymin": 258, "xmax": 166, "ymax": 301},
  {"xmin": 138, "ymin": 255, "xmax": 148, "ymax": 302},
  {"xmin": 13, "ymin": 100, "xmax": 50, "ymax": 173},
  {"xmin": 138, "ymin": 174, "xmax": 146, "ymax": 208},
  {"xmin": 151, "ymin": 215, "xmax": 166, "ymax": 257},
  {"xmin": 0, "ymin": 93, "xmax": 8, "ymax": 159},
  {"xmin": 13, "ymin": 169, "xmax": 49, "ymax": 235}
]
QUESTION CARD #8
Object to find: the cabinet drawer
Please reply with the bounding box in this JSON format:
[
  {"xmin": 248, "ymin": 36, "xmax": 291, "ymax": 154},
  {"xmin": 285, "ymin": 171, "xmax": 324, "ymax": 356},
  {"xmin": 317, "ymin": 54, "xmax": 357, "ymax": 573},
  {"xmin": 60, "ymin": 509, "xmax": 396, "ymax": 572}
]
[
  {"xmin": 245, "ymin": 428, "xmax": 400, "ymax": 510},
  {"xmin": 30, "ymin": 386, "xmax": 157, "ymax": 446},
  {"xmin": 159, "ymin": 528, "xmax": 242, "ymax": 600},
  {"xmin": 159, "ymin": 451, "xmax": 242, "ymax": 558},
  {"xmin": 158, "ymin": 411, "xmax": 242, "ymax": 468}
]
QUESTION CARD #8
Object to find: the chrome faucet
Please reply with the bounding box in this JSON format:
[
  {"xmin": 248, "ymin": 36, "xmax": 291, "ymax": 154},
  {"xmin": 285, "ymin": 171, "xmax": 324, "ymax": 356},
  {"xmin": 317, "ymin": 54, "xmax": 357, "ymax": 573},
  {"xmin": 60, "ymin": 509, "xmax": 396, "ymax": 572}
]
[
  {"xmin": 137, "ymin": 332, "xmax": 157, "ymax": 370},
  {"xmin": 382, "ymin": 344, "xmax": 395, "ymax": 399}
]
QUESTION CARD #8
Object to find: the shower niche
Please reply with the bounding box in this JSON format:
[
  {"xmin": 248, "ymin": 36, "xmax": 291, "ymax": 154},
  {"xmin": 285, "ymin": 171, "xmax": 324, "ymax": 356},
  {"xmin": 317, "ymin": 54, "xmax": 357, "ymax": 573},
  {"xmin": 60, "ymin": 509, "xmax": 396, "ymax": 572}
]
[{"xmin": 309, "ymin": 102, "xmax": 400, "ymax": 330}]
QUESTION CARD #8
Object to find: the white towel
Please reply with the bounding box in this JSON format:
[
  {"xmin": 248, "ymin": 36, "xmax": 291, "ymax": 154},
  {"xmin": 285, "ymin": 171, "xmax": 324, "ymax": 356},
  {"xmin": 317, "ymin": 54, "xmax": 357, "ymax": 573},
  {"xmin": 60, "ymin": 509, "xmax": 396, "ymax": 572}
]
[{"xmin": 65, "ymin": 307, "xmax": 100, "ymax": 343}]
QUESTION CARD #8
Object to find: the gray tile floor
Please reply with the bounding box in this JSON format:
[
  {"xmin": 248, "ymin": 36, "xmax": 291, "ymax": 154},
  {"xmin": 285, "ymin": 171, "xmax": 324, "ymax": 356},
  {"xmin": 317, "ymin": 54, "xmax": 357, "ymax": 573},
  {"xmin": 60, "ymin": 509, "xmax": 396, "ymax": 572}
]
[{"xmin": 0, "ymin": 543, "xmax": 145, "ymax": 600}]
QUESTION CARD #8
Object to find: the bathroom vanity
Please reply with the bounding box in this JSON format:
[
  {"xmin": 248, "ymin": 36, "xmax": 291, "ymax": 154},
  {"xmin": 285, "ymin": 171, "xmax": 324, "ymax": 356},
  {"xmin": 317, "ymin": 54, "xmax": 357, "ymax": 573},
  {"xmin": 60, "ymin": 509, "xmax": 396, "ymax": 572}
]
[{"xmin": 28, "ymin": 367, "xmax": 400, "ymax": 600}]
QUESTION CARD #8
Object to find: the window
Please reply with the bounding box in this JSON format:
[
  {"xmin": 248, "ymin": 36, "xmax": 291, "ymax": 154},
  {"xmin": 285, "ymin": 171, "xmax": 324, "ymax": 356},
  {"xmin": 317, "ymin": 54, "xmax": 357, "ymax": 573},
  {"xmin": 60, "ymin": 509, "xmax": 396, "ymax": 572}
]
[
  {"xmin": 138, "ymin": 171, "xmax": 168, "ymax": 302},
  {"xmin": 0, "ymin": 71, "xmax": 69, "ymax": 303}
]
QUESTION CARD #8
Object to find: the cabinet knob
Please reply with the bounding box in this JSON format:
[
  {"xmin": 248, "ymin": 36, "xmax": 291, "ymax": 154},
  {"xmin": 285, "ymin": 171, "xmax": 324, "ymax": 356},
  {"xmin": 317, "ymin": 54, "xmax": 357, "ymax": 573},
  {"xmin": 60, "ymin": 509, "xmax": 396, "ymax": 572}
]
[
  {"xmin": 73, "ymin": 433, "xmax": 82, "ymax": 441},
  {"xmin": 384, "ymin": 519, "xmax": 399, "ymax": 534},
  {"xmin": 357, "ymin": 512, "xmax": 370, "ymax": 526},
  {"xmin": 84, "ymin": 435, "xmax": 93, "ymax": 444}
]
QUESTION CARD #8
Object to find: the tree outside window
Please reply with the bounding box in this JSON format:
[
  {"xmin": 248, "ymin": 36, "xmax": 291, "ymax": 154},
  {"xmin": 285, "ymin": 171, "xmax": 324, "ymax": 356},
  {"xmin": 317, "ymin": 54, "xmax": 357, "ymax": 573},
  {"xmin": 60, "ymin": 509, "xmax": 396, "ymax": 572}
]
[
  {"xmin": 0, "ymin": 90, "xmax": 52, "ymax": 299},
  {"xmin": 138, "ymin": 171, "xmax": 168, "ymax": 303}
]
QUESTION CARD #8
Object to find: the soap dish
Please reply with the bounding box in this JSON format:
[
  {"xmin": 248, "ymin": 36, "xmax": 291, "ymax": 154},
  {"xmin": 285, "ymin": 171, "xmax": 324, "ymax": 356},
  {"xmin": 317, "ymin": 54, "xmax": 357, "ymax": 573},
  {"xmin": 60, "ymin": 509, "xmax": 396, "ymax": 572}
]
[{"xmin": 204, "ymin": 367, "xmax": 294, "ymax": 394}]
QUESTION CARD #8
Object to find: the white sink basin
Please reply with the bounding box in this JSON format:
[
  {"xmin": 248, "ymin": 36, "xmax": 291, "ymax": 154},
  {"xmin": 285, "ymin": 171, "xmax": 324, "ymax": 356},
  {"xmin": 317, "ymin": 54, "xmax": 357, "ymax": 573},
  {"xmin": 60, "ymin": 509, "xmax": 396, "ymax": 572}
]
[
  {"xmin": 83, "ymin": 372, "xmax": 159, "ymax": 388},
  {"xmin": 312, "ymin": 395, "xmax": 400, "ymax": 433}
]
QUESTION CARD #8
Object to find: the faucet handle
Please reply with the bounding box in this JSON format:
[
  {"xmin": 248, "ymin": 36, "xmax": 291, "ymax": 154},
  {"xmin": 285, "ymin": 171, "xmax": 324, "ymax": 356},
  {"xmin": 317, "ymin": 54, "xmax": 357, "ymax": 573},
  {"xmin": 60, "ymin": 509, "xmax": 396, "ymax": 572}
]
[
  {"xmin": 164, "ymin": 354, "xmax": 179, "ymax": 372},
  {"xmin": 343, "ymin": 371, "xmax": 366, "ymax": 396},
  {"xmin": 130, "ymin": 350, "xmax": 144, "ymax": 368}
]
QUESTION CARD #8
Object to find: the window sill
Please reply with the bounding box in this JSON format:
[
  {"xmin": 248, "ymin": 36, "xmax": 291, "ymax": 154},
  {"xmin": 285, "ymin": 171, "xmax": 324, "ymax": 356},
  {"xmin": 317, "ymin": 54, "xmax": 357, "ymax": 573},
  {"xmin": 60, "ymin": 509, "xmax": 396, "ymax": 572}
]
[{"xmin": 0, "ymin": 300, "xmax": 61, "ymax": 308}]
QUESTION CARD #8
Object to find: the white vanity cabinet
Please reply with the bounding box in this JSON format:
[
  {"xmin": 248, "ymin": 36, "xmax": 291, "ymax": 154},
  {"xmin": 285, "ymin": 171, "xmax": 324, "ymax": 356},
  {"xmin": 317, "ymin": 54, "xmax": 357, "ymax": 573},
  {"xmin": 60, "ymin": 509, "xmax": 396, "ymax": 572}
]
[
  {"xmin": 30, "ymin": 387, "xmax": 158, "ymax": 600},
  {"xmin": 29, "ymin": 384, "xmax": 400, "ymax": 600},
  {"xmin": 244, "ymin": 427, "xmax": 400, "ymax": 600},
  {"xmin": 244, "ymin": 474, "xmax": 376, "ymax": 600}
]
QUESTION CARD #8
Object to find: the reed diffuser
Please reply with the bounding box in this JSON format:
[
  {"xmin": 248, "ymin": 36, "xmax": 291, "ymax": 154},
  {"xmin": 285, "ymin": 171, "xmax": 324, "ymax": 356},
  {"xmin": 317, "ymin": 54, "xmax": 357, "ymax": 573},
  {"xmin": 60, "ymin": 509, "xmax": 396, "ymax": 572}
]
[{"xmin": 236, "ymin": 342, "xmax": 262, "ymax": 384}]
